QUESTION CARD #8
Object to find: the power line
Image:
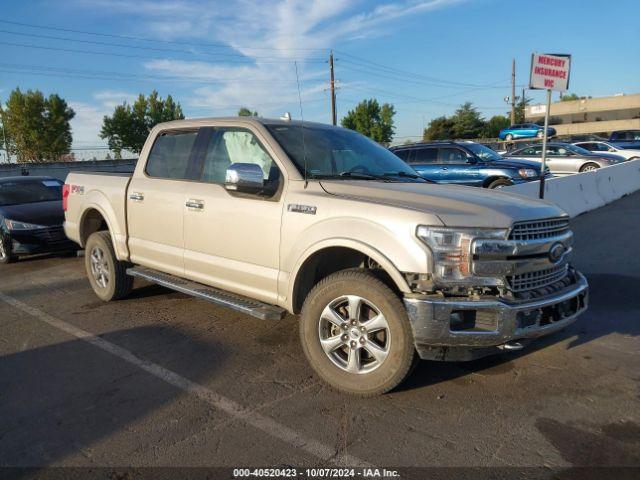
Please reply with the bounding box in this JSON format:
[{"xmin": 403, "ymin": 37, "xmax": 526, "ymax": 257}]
[
  {"xmin": 336, "ymin": 51, "xmax": 508, "ymax": 89},
  {"xmin": 0, "ymin": 29, "xmax": 326, "ymax": 62},
  {"xmin": 0, "ymin": 62, "xmax": 307, "ymax": 85},
  {"xmin": 0, "ymin": 19, "xmax": 331, "ymax": 52},
  {"xmin": 0, "ymin": 40, "xmax": 326, "ymax": 64}
]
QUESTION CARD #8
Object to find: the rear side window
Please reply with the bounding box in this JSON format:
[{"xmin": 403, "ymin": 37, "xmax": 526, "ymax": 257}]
[
  {"xmin": 393, "ymin": 149, "xmax": 413, "ymax": 162},
  {"xmin": 146, "ymin": 130, "xmax": 198, "ymax": 179},
  {"xmin": 413, "ymin": 148, "xmax": 438, "ymax": 163}
]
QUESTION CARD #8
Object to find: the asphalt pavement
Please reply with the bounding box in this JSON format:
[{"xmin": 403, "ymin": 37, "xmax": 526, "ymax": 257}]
[{"xmin": 0, "ymin": 192, "xmax": 639, "ymax": 477}]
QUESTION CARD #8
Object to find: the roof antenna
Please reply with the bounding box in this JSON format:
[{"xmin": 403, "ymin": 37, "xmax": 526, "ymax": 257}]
[{"xmin": 294, "ymin": 61, "xmax": 309, "ymax": 188}]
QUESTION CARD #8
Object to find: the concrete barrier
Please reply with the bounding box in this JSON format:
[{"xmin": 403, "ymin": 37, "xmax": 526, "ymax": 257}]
[
  {"xmin": 0, "ymin": 159, "xmax": 138, "ymax": 182},
  {"xmin": 504, "ymin": 158, "xmax": 640, "ymax": 217}
]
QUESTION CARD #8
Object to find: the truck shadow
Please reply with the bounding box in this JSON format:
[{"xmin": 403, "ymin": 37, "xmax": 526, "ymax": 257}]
[
  {"xmin": 0, "ymin": 325, "xmax": 228, "ymax": 469},
  {"xmin": 401, "ymin": 272, "xmax": 640, "ymax": 391}
]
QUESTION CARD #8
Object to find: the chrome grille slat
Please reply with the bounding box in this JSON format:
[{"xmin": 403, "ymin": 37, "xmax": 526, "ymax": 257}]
[
  {"xmin": 507, "ymin": 264, "xmax": 569, "ymax": 292},
  {"xmin": 509, "ymin": 218, "xmax": 570, "ymax": 241}
]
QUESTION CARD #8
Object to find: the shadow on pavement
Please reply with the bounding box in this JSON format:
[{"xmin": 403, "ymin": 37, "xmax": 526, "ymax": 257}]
[{"xmin": 0, "ymin": 324, "xmax": 228, "ymax": 468}]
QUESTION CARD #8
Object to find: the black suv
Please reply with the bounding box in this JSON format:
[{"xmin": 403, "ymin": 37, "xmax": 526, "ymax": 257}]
[{"xmin": 390, "ymin": 141, "xmax": 545, "ymax": 189}]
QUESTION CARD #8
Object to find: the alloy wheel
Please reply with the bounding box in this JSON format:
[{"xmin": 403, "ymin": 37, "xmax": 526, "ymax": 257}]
[
  {"xmin": 318, "ymin": 295, "xmax": 391, "ymax": 374},
  {"xmin": 90, "ymin": 245, "xmax": 110, "ymax": 289}
]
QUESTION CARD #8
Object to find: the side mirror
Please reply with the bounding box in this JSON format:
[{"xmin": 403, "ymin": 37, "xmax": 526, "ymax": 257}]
[
  {"xmin": 225, "ymin": 163, "xmax": 264, "ymax": 193},
  {"xmin": 466, "ymin": 156, "xmax": 477, "ymax": 164}
]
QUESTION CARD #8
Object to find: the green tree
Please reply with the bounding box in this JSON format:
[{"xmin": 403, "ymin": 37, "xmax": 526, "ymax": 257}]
[
  {"xmin": 560, "ymin": 93, "xmax": 580, "ymax": 102},
  {"xmin": 482, "ymin": 115, "xmax": 510, "ymax": 139},
  {"xmin": 450, "ymin": 102, "xmax": 484, "ymax": 139},
  {"xmin": 513, "ymin": 95, "xmax": 532, "ymax": 123},
  {"xmin": 100, "ymin": 90, "xmax": 184, "ymax": 155},
  {"xmin": 237, "ymin": 107, "xmax": 258, "ymax": 117},
  {"xmin": 341, "ymin": 99, "xmax": 396, "ymax": 144},
  {"xmin": 1, "ymin": 88, "xmax": 75, "ymax": 163},
  {"xmin": 423, "ymin": 116, "xmax": 454, "ymax": 141}
]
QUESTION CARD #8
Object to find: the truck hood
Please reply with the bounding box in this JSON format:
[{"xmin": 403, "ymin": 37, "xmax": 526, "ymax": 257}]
[{"xmin": 319, "ymin": 180, "xmax": 566, "ymax": 228}]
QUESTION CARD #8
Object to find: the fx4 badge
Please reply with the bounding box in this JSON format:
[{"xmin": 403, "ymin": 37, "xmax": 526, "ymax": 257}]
[{"xmin": 288, "ymin": 204, "xmax": 317, "ymax": 215}]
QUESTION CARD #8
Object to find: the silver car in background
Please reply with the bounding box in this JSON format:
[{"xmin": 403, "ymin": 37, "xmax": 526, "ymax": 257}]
[
  {"xmin": 503, "ymin": 142, "xmax": 627, "ymax": 175},
  {"xmin": 573, "ymin": 141, "xmax": 640, "ymax": 161}
]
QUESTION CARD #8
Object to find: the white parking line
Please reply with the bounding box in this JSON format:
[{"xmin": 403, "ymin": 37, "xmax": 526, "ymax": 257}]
[{"xmin": 0, "ymin": 291, "xmax": 368, "ymax": 467}]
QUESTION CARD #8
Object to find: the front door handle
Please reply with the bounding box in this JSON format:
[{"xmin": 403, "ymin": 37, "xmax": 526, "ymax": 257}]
[
  {"xmin": 129, "ymin": 192, "xmax": 144, "ymax": 201},
  {"xmin": 185, "ymin": 200, "xmax": 204, "ymax": 210}
]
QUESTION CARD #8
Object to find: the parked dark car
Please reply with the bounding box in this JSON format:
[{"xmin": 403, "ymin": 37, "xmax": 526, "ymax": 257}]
[
  {"xmin": 0, "ymin": 176, "xmax": 77, "ymax": 263},
  {"xmin": 498, "ymin": 123, "xmax": 556, "ymax": 141},
  {"xmin": 390, "ymin": 141, "xmax": 546, "ymax": 189},
  {"xmin": 609, "ymin": 130, "xmax": 640, "ymax": 150}
]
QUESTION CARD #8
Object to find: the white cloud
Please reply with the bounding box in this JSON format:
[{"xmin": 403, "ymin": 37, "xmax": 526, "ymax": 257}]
[
  {"xmin": 70, "ymin": 90, "xmax": 137, "ymax": 146},
  {"xmin": 70, "ymin": 0, "xmax": 465, "ymax": 138}
]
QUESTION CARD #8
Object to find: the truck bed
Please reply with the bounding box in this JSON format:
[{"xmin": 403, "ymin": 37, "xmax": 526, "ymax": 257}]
[{"xmin": 63, "ymin": 171, "xmax": 133, "ymax": 260}]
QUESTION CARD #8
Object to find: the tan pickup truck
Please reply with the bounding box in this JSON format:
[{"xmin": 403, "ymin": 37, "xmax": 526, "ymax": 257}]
[{"xmin": 64, "ymin": 117, "xmax": 588, "ymax": 395}]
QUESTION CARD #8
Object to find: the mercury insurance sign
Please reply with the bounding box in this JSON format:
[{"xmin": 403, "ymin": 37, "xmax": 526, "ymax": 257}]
[{"xmin": 529, "ymin": 53, "xmax": 571, "ymax": 92}]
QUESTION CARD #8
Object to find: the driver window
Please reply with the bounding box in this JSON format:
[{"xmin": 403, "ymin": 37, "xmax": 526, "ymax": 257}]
[
  {"xmin": 201, "ymin": 128, "xmax": 279, "ymax": 184},
  {"xmin": 199, "ymin": 128, "xmax": 281, "ymax": 197},
  {"xmin": 438, "ymin": 148, "xmax": 466, "ymax": 164}
]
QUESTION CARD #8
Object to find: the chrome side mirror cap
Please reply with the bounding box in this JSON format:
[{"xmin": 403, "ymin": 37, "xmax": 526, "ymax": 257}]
[{"xmin": 225, "ymin": 163, "xmax": 264, "ymax": 193}]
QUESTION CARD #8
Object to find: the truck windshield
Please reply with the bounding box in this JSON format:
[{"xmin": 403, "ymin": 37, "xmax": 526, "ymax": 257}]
[
  {"xmin": 0, "ymin": 179, "xmax": 63, "ymax": 206},
  {"xmin": 463, "ymin": 143, "xmax": 502, "ymax": 162},
  {"xmin": 265, "ymin": 124, "xmax": 425, "ymax": 181}
]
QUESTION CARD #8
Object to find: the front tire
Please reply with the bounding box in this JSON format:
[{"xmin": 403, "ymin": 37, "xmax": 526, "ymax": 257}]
[
  {"xmin": 505, "ymin": 133, "xmax": 513, "ymax": 141},
  {"xmin": 0, "ymin": 233, "xmax": 16, "ymax": 264},
  {"xmin": 487, "ymin": 178, "xmax": 513, "ymax": 189},
  {"xmin": 300, "ymin": 269, "xmax": 417, "ymax": 396},
  {"xmin": 85, "ymin": 231, "xmax": 133, "ymax": 301},
  {"xmin": 580, "ymin": 163, "xmax": 600, "ymax": 173}
]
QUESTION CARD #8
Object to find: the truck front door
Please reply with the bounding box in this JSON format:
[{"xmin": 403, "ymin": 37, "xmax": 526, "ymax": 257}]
[{"xmin": 182, "ymin": 127, "xmax": 284, "ymax": 304}]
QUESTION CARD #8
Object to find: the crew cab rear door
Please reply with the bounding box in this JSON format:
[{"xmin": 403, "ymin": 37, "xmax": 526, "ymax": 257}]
[
  {"xmin": 182, "ymin": 126, "xmax": 284, "ymax": 304},
  {"xmin": 127, "ymin": 129, "xmax": 198, "ymax": 276}
]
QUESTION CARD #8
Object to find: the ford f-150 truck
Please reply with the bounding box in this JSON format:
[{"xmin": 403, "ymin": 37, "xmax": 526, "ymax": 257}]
[{"xmin": 64, "ymin": 117, "xmax": 588, "ymax": 396}]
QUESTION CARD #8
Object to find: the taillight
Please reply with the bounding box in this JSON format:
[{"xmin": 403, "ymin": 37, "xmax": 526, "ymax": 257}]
[{"xmin": 62, "ymin": 184, "xmax": 70, "ymax": 211}]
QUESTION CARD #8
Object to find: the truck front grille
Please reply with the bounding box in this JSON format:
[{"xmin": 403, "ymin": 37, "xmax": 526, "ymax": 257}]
[
  {"xmin": 507, "ymin": 264, "xmax": 569, "ymax": 292},
  {"xmin": 509, "ymin": 218, "xmax": 570, "ymax": 241}
]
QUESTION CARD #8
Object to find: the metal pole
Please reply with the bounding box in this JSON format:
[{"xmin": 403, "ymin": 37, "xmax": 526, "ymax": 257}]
[
  {"xmin": 538, "ymin": 89, "xmax": 552, "ymax": 199},
  {"xmin": 329, "ymin": 51, "xmax": 337, "ymax": 126},
  {"xmin": 510, "ymin": 58, "xmax": 516, "ymax": 125}
]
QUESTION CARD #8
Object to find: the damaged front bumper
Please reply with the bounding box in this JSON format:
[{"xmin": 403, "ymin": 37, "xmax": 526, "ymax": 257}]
[{"xmin": 404, "ymin": 271, "xmax": 589, "ymax": 361}]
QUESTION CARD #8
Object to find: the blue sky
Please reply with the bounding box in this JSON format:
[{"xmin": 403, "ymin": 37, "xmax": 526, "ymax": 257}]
[{"xmin": 1, "ymin": 0, "xmax": 639, "ymax": 148}]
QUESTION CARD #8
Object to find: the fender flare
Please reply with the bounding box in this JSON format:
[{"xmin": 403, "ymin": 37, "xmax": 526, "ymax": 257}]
[{"xmin": 287, "ymin": 237, "xmax": 412, "ymax": 305}]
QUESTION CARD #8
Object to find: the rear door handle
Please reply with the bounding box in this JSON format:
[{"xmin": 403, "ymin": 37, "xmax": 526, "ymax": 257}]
[
  {"xmin": 185, "ymin": 199, "xmax": 204, "ymax": 210},
  {"xmin": 129, "ymin": 192, "xmax": 144, "ymax": 201}
]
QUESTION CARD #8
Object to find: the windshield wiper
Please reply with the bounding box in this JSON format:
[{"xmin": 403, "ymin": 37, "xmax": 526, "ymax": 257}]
[
  {"xmin": 383, "ymin": 171, "xmax": 432, "ymax": 182},
  {"xmin": 338, "ymin": 171, "xmax": 392, "ymax": 181}
]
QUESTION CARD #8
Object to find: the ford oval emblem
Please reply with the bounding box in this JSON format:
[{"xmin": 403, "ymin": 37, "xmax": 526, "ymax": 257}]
[{"xmin": 549, "ymin": 243, "xmax": 566, "ymax": 263}]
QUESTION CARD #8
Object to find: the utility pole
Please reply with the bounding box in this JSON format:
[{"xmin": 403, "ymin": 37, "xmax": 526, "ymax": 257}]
[
  {"xmin": 510, "ymin": 58, "xmax": 516, "ymax": 125},
  {"xmin": 329, "ymin": 51, "xmax": 337, "ymax": 126}
]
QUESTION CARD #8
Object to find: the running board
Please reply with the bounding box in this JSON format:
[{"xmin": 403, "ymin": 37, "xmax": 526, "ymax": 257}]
[{"xmin": 126, "ymin": 266, "xmax": 286, "ymax": 321}]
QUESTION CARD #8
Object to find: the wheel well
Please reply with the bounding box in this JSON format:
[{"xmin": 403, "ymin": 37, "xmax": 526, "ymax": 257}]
[
  {"xmin": 291, "ymin": 247, "xmax": 399, "ymax": 314},
  {"xmin": 80, "ymin": 208, "xmax": 109, "ymax": 246},
  {"xmin": 580, "ymin": 162, "xmax": 600, "ymax": 172},
  {"xmin": 483, "ymin": 176, "xmax": 511, "ymax": 188}
]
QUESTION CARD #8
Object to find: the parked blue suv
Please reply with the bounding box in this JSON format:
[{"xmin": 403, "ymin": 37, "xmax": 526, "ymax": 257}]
[
  {"xmin": 499, "ymin": 123, "xmax": 556, "ymax": 141},
  {"xmin": 390, "ymin": 141, "xmax": 546, "ymax": 189}
]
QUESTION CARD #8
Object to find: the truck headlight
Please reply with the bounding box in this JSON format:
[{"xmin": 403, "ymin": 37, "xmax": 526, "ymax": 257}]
[
  {"xmin": 416, "ymin": 226, "xmax": 507, "ymax": 282},
  {"xmin": 4, "ymin": 219, "xmax": 46, "ymax": 231},
  {"xmin": 518, "ymin": 168, "xmax": 538, "ymax": 178}
]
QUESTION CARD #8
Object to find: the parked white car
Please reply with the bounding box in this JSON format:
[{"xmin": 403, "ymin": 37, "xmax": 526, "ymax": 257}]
[{"xmin": 573, "ymin": 141, "xmax": 640, "ymax": 160}]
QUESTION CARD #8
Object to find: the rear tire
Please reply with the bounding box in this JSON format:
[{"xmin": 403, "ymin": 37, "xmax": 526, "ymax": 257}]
[
  {"xmin": 536, "ymin": 130, "xmax": 544, "ymax": 138},
  {"xmin": 0, "ymin": 234, "xmax": 16, "ymax": 264},
  {"xmin": 300, "ymin": 269, "xmax": 417, "ymax": 396},
  {"xmin": 580, "ymin": 163, "xmax": 600, "ymax": 173},
  {"xmin": 85, "ymin": 231, "xmax": 133, "ymax": 301},
  {"xmin": 487, "ymin": 178, "xmax": 513, "ymax": 189}
]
